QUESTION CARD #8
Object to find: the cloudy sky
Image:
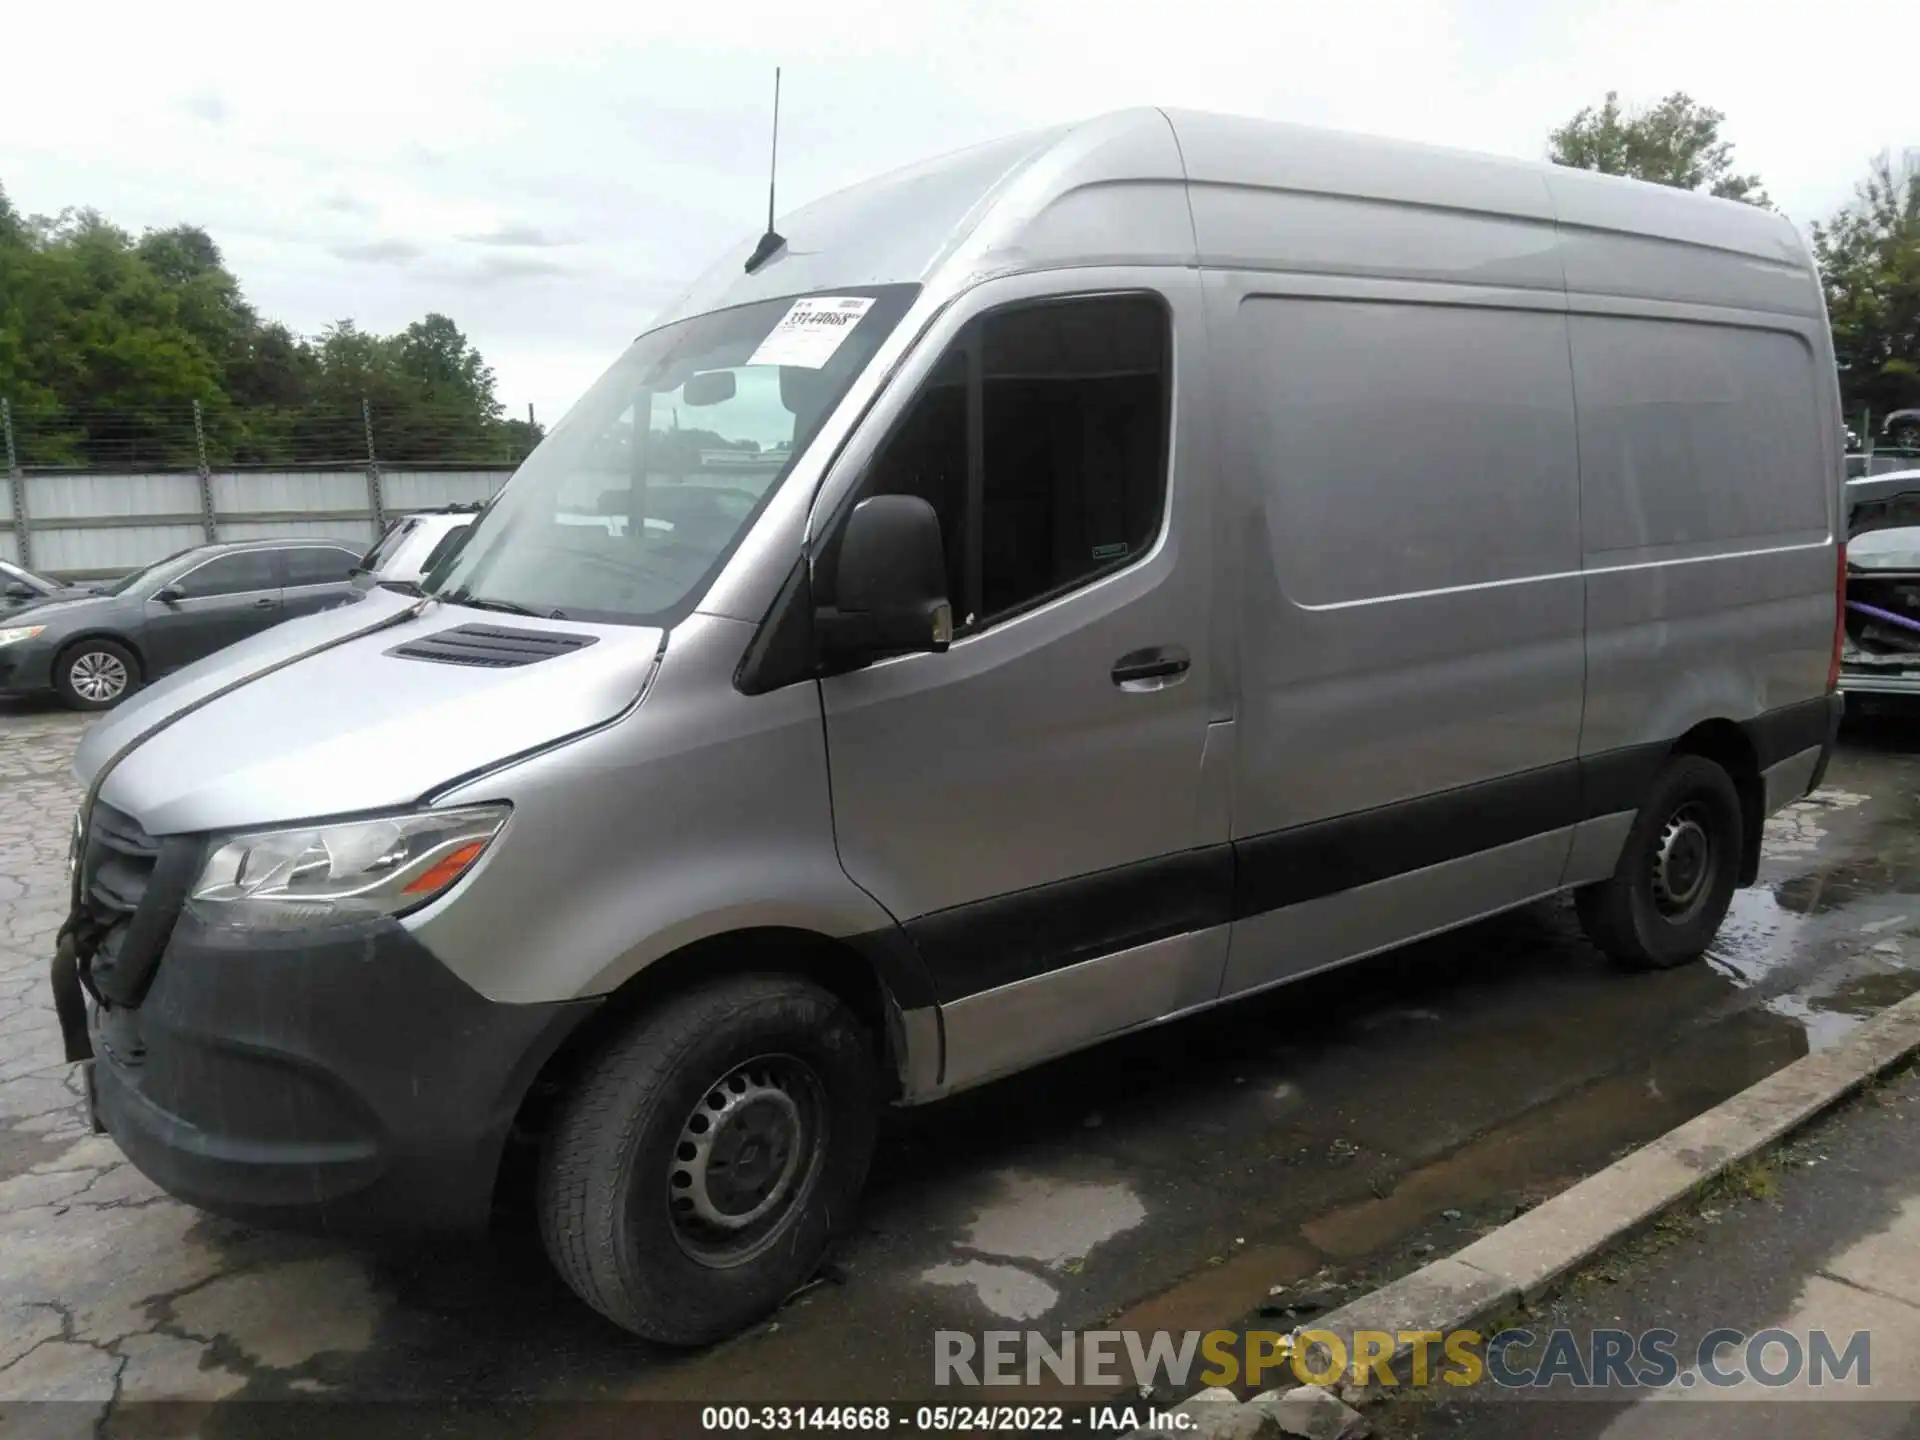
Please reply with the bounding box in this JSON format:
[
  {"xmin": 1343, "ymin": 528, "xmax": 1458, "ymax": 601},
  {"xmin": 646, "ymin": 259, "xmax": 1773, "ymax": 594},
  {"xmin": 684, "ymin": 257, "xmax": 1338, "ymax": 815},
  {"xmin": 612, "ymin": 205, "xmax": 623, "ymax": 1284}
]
[{"xmin": 4, "ymin": 0, "xmax": 1912, "ymax": 423}]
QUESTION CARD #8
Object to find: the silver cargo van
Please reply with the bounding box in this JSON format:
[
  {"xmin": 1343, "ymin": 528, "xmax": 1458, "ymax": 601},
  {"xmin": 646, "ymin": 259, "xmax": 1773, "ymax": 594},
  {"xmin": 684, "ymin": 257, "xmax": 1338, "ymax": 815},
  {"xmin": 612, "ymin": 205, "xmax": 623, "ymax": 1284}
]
[{"xmin": 53, "ymin": 109, "xmax": 1846, "ymax": 1345}]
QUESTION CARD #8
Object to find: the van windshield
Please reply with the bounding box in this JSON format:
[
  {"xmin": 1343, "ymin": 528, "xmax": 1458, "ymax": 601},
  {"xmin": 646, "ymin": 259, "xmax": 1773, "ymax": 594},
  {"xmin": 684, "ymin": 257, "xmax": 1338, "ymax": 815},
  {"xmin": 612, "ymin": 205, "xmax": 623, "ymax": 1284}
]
[{"xmin": 425, "ymin": 285, "xmax": 920, "ymax": 625}]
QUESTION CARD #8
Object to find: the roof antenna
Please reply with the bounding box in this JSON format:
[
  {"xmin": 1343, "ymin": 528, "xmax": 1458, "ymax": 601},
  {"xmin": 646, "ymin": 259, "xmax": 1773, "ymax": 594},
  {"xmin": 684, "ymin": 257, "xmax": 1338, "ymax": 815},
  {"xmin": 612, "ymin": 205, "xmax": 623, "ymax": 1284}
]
[{"xmin": 744, "ymin": 67, "xmax": 787, "ymax": 274}]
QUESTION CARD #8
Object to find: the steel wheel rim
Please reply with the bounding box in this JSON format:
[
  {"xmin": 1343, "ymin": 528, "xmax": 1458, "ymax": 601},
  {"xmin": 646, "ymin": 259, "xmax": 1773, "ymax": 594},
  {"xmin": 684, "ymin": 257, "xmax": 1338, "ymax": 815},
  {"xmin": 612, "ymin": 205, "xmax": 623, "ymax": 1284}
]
[
  {"xmin": 70, "ymin": 651, "xmax": 128, "ymax": 702},
  {"xmin": 664, "ymin": 1054, "xmax": 827, "ymax": 1269},
  {"xmin": 1651, "ymin": 801, "xmax": 1713, "ymax": 918}
]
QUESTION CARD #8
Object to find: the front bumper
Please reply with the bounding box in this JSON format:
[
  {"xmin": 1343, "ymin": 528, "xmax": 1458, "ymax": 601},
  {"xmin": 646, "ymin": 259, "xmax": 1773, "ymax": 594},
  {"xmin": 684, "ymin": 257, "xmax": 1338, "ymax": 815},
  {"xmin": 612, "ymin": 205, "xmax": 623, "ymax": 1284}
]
[
  {"xmin": 0, "ymin": 640, "xmax": 57, "ymax": 695},
  {"xmin": 85, "ymin": 912, "xmax": 599, "ymax": 1234},
  {"xmin": 1839, "ymin": 666, "xmax": 1920, "ymax": 698}
]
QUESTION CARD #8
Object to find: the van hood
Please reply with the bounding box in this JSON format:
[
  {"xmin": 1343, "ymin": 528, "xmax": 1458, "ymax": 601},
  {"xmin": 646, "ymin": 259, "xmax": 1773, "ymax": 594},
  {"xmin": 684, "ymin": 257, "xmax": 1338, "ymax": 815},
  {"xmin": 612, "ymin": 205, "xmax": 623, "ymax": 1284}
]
[{"xmin": 78, "ymin": 590, "xmax": 664, "ymax": 836}]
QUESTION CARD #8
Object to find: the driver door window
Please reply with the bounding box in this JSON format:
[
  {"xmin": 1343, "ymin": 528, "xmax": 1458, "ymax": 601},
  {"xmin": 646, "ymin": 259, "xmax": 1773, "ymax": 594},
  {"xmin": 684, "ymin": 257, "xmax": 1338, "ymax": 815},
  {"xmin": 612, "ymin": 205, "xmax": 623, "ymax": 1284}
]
[{"xmin": 850, "ymin": 293, "xmax": 1170, "ymax": 632}]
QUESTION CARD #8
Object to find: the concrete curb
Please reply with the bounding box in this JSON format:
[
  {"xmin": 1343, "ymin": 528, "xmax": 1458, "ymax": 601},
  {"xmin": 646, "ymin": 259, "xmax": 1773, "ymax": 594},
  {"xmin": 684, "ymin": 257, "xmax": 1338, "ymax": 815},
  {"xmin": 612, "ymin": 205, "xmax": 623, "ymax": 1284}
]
[{"xmin": 1140, "ymin": 987, "xmax": 1920, "ymax": 1436}]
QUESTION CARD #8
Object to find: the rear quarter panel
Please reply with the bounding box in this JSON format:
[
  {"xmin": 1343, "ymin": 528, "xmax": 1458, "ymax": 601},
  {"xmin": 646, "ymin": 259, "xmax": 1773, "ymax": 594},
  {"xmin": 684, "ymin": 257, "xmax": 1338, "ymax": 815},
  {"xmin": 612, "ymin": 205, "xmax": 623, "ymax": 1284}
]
[{"xmin": 1561, "ymin": 304, "xmax": 1837, "ymax": 751}]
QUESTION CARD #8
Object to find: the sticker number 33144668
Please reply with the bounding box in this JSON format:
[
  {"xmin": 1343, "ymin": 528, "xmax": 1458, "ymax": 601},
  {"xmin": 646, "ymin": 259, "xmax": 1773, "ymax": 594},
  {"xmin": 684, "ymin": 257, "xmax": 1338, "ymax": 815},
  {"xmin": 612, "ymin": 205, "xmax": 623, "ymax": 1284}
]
[{"xmin": 746, "ymin": 296, "xmax": 877, "ymax": 370}]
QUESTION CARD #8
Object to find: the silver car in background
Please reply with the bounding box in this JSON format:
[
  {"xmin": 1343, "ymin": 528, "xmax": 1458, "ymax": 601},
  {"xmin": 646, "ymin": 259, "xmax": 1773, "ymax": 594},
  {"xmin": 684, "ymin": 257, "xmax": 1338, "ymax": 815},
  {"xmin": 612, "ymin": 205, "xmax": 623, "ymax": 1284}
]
[{"xmin": 52, "ymin": 108, "xmax": 1845, "ymax": 1346}]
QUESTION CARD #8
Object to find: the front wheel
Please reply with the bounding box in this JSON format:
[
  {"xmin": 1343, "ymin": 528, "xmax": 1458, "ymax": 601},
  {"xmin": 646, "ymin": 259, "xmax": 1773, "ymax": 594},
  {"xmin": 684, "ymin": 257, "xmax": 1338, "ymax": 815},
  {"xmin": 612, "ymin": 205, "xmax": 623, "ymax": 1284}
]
[
  {"xmin": 1576, "ymin": 754, "xmax": 1744, "ymax": 970},
  {"xmin": 537, "ymin": 975, "xmax": 879, "ymax": 1344},
  {"xmin": 54, "ymin": 638, "xmax": 139, "ymax": 710}
]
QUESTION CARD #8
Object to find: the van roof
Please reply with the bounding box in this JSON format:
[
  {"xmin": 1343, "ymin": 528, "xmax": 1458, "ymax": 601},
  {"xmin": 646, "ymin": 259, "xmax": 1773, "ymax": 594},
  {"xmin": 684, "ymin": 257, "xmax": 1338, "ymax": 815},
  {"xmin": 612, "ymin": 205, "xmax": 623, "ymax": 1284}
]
[{"xmin": 650, "ymin": 107, "xmax": 1819, "ymax": 333}]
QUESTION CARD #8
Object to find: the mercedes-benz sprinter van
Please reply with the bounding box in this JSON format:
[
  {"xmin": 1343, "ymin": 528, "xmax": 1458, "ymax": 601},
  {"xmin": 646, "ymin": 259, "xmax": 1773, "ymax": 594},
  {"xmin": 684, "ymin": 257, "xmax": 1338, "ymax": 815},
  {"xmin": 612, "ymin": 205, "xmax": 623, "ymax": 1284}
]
[{"xmin": 53, "ymin": 108, "xmax": 1846, "ymax": 1345}]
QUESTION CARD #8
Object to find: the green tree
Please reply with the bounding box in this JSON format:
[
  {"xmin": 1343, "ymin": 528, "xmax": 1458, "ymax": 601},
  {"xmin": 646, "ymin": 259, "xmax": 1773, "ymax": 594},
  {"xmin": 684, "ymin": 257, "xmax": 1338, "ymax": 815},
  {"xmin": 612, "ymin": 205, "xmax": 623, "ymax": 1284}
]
[
  {"xmin": 499, "ymin": 414, "xmax": 545, "ymax": 461},
  {"xmin": 6, "ymin": 210, "xmax": 225, "ymax": 466},
  {"xmin": 1813, "ymin": 153, "xmax": 1920, "ymax": 427},
  {"xmin": 1549, "ymin": 92, "xmax": 1770, "ymax": 206},
  {"xmin": 396, "ymin": 313, "xmax": 501, "ymax": 420},
  {"xmin": 0, "ymin": 178, "xmax": 522, "ymax": 467},
  {"xmin": 0, "ymin": 183, "xmax": 63, "ymax": 430},
  {"xmin": 0, "ymin": 182, "xmax": 24, "ymax": 246}
]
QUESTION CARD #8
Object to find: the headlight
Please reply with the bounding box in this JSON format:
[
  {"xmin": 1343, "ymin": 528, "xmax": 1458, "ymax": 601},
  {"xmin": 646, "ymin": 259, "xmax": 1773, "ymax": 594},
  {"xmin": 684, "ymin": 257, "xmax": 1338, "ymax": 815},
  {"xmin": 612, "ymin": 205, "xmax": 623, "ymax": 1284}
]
[
  {"xmin": 0, "ymin": 625, "xmax": 46, "ymax": 647},
  {"xmin": 188, "ymin": 805, "xmax": 509, "ymax": 931}
]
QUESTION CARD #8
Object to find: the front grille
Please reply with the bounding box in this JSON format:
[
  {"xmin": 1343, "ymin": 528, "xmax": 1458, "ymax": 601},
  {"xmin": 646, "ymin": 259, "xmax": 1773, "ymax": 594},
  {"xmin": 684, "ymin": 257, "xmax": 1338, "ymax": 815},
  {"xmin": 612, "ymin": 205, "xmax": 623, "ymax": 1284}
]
[
  {"xmin": 387, "ymin": 623, "xmax": 597, "ymax": 669},
  {"xmin": 77, "ymin": 803, "xmax": 197, "ymax": 1011},
  {"xmin": 83, "ymin": 804, "xmax": 160, "ymax": 926}
]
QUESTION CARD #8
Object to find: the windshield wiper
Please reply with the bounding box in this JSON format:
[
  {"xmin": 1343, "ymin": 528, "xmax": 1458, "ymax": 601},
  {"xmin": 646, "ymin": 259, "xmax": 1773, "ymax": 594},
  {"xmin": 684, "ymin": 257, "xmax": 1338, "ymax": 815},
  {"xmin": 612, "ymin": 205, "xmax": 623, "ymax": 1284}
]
[
  {"xmin": 441, "ymin": 587, "xmax": 567, "ymax": 620},
  {"xmin": 377, "ymin": 578, "xmax": 425, "ymax": 596}
]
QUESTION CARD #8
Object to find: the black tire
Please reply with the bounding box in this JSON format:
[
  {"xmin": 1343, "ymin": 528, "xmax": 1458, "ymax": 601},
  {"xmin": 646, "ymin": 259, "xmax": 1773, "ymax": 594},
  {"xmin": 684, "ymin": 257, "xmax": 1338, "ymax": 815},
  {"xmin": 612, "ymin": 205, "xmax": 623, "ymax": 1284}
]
[
  {"xmin": 1576, "ymin": 754, "xmax": 1744, "ymax": 970},
  {"xmin": 537, "ymin": 975, "xmax": 879, "ymax": 1345},
  {"xmin": 53, "ymin": 638, "xmax": 140, "ymax": 711}
]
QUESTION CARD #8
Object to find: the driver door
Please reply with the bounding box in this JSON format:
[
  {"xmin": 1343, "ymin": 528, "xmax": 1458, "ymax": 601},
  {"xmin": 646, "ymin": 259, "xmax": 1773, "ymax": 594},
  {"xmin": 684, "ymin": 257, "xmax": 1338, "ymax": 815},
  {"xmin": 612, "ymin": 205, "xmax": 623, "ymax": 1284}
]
[{"xmin": 813, "ymin": 272, "xmax": 1228, "ymax": 1091}]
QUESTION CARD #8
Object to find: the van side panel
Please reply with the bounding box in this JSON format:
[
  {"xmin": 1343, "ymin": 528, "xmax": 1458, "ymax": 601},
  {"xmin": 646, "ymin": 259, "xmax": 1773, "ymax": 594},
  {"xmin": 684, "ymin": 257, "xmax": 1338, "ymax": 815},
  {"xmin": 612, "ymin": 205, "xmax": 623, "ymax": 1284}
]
[
  {"xmin": 1213, "ymin": 273, "xmax": 1584, "ymax": 995},
  {"xmin": 1540, "ymin": 165, "xmax": 1839, "ymax": 781},
  {"xmin": 1570, "ymin": 310, "xmax": 1836, "ymax": 759},
  {"xmin": 1223, "ymin": 292, "xmax": 1584, "ymax": 832}
]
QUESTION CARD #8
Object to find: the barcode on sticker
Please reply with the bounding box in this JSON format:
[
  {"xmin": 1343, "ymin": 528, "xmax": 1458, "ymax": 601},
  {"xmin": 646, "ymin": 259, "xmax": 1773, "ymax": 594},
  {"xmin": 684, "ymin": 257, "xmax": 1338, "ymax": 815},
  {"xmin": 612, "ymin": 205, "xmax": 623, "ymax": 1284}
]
[{"xmin": 747, "ymin": 296, "xmax": 878, "ymax": 370}]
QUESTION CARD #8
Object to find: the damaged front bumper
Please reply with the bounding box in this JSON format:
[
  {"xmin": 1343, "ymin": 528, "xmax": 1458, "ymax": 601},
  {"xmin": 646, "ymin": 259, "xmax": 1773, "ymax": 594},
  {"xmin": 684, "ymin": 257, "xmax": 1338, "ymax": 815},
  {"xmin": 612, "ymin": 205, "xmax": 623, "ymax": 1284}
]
[
  {"xmin": 1841, "ymin": 553, "xmax": 1920, "ymax": 698},
  {"xmin": 1839, "ymin": 662, "xmax": 1920, "ymax": 697}
]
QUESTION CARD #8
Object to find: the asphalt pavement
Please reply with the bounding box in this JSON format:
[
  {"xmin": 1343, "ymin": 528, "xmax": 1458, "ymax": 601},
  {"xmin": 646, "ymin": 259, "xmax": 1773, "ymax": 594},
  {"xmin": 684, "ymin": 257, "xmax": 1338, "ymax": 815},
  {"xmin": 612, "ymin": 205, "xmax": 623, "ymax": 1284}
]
[{"xmin": 2, "ymin": 695, "xmax": 1918, "ymax": 1426}]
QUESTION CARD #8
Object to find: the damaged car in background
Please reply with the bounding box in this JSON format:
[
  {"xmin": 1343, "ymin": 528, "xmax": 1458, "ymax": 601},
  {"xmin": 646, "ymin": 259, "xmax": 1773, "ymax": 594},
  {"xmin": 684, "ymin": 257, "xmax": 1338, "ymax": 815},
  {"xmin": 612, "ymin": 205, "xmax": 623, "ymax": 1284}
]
[{"xmin": 1843, "ymin": 468, "xmax": 1920, "ymax": 701}]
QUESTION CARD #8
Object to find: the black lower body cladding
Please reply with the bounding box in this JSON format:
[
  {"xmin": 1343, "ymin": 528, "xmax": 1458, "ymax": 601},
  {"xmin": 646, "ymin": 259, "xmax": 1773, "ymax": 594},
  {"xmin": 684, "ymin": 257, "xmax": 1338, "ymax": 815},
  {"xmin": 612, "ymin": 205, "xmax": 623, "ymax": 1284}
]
[{"xmin": 89, "ymin": 912, "xmax": 598, "ymax": 1234}]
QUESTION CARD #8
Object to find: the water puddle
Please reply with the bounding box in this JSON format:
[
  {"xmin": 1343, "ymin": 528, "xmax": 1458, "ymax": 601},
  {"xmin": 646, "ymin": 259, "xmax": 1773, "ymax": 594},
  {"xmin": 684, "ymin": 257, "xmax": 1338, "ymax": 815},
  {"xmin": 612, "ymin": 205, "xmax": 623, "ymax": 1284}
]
[
  {"xmin": 918, "ymin": 1172, "xmax": 1146, "ymax": 1319},
  {"xmin": 920, "ymin": 1260, "xmax": 1060, "ymax": 1320},
  {"xmin": 1774, "ymin": 860, "xmax": 1918, "ymax": 917},
  {"xmin": 1695, "ymin": 780, "xmax": 1919, "ymax": 1051},
  {"xmin": 959, "ymin": 1171, "xmax": 1147, "ymax": 1268}
]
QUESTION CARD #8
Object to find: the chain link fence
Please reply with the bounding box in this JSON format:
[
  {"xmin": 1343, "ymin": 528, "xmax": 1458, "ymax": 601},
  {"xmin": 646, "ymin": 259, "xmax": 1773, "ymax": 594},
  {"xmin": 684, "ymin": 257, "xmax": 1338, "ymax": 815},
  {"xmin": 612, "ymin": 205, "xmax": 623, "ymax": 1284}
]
[
  {"xmin": 0, "ymin": 397, "xmax": 542, "ymax": 473},
  {"xmin": 1, "ymin": 397, "xmax": 522, "ymax": 578}
]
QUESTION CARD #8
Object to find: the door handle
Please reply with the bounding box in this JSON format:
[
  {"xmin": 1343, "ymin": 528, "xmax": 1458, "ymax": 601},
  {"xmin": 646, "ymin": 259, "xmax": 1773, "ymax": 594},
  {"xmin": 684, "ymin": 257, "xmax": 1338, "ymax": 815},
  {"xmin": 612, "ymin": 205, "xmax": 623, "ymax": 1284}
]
[
  {"xmin": 1111, "ymin": 645, "xmax": 1191, "ymax": 691},
  {"xmin": 251, "ymin": 597, "xmax": 276, "ymax": 609}
]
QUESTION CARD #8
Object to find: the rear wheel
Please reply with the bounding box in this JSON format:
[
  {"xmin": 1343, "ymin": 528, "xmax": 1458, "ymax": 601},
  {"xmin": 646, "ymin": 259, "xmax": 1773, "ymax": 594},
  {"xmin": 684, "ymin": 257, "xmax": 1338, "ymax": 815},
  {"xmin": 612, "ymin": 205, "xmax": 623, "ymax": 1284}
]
[
  {"xmin": 54, "ymin": 639, "xmax": 139, "ymax": 711},
  {"xmin": 1576, "ymin": 754, "xmax": 1744, "ymax": 970},
  {"xmin": 537, "ymin": 975, "xmax": 879, "ymax": 1344}
]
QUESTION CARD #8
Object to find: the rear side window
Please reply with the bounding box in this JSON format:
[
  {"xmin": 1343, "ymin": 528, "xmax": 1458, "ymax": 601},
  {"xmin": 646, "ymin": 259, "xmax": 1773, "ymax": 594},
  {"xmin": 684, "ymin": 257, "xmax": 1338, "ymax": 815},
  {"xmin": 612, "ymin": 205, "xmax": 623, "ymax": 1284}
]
[
  {"xmin": 283, "ymin": 547, "xmax": 358, "ymax": 586},
  {"xmin": 851, "ymin": 292, "xmax": 1170, "ymax": 630},
  {"xmin": 175, "ymin": 550, "xmax": 278, "ymax": 598}
]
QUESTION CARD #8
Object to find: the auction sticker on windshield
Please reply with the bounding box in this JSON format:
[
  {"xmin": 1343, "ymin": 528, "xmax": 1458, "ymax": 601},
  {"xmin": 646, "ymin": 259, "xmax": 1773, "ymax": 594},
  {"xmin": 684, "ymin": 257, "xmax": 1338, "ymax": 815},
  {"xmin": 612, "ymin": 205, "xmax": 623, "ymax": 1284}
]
[{"xmin": 747, "ymin": 296, "xmax": 877, "ymax": 369}]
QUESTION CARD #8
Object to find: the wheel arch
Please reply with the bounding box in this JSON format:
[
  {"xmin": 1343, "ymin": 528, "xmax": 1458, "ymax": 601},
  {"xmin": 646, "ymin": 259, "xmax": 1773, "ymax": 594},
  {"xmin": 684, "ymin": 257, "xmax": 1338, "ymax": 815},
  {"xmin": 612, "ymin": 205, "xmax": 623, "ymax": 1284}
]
[
  {"xmin": 1670, "ymin": 718, "xmax": 1764, "ymax": 886},
  {"xmin": 495, "ymin": 924, "xmax": 935, "ymax": 1213},
  {"xmin": 52, "ymin": 628, "xmax": 147, "ymax": 678}
]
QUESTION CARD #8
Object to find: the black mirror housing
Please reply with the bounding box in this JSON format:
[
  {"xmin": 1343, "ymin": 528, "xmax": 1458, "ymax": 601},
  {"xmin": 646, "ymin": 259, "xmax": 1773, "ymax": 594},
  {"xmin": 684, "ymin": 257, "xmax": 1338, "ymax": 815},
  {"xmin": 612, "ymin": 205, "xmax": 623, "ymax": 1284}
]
[
  {"xmin": 153, "ymin": 584, "xmax": 185, "ymax": 604},
  {"xmin": 817, "ymin": 495, "xmax": 952, "ymax": 668}
]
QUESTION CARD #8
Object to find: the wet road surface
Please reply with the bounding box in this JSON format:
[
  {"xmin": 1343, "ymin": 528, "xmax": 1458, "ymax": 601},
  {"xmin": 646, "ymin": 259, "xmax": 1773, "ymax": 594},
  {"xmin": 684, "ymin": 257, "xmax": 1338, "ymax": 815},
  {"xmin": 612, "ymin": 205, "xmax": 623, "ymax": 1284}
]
[{"xmin": 2, "ymin": 698, "xmax": 1918, "ymax": 1421}]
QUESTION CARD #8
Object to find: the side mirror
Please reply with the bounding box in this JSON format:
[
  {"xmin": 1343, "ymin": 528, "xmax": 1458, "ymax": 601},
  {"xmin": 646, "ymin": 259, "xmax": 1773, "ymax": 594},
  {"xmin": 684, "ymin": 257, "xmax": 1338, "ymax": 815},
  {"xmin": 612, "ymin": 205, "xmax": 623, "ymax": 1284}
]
[
  {"xmin": 816, "ymin": 495, "xmax": 953, "ymax": 667},
  {"xmin": 3, "ymin": 582, "xmax": 31, "ymax": 601},
  {"xmin": 153, "ymin": 584, "xmax": 185, "ymax": 604}
]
